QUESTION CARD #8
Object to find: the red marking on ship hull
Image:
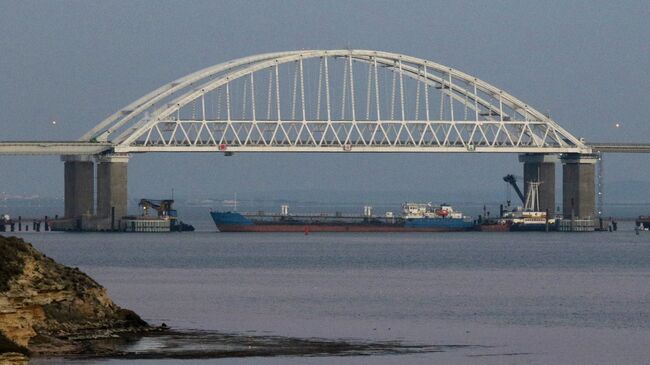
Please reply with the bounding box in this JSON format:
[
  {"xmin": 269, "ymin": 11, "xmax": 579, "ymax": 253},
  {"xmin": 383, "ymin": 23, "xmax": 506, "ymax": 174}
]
[{"xmin": 216, "ymin": 224, "xmax": 473, "ymax": 232}]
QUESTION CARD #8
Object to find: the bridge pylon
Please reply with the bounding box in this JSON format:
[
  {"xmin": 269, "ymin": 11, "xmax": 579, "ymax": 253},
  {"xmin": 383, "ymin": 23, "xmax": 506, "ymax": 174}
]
[
  {"xmin": 561, "ymin": 153, "xmax": 598, "ymax": 220},
  {"xmin": 96, "ymin": 154, "xmax": 129, "ymax": 230},
  {"xmin": 59, "ymin": 153, "xmax": 128, "ymax": 231},
  {"xmin": 62, "ymin": 155, "xmax": 95, "ymax": 221}
]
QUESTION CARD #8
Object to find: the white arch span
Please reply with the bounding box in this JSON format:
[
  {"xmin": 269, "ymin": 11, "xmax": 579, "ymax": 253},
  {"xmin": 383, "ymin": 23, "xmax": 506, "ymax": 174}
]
[{"xmin": 82, "ymin": 50, "xmax": 590, "ymax": 154}]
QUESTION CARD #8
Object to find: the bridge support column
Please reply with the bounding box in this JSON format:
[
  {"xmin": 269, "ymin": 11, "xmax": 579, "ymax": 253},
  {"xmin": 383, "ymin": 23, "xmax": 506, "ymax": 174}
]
[
  {"xmin": 63, "ymin": 155, "xmax": 94, "ymax": 219},
  {"xmin": 96, "ymin": 154, "xmax": 129, "ymax": 230},
  {"xmin": 519, "ymin": 154, "xmax": 556, "ymax": 213},
  {"xmin": 561, "ymin": 154, "xmax": 598, "ymax": 219}
]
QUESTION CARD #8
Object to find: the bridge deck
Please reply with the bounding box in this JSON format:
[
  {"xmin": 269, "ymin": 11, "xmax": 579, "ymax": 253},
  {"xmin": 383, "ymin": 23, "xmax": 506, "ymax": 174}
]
[
  {"xmin": 0, "ymin": 142, "xmax": 113, "ymax": 155},
  {"xmin": 1, "ymin": 141, "xmax": 649, "ymax": 155}
]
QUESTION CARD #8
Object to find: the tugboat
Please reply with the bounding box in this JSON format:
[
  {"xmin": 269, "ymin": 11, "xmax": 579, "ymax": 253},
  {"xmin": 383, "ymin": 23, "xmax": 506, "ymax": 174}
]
[{"xmin": 475, "ymin": 205, "xmax": 511, "ymax": 232}]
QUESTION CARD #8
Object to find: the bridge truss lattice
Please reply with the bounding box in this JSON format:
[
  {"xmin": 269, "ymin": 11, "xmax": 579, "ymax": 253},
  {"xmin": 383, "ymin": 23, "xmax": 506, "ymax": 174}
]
[{"xmin": 83, "ymin": 50, "xmax": 589, "ymax": 154}]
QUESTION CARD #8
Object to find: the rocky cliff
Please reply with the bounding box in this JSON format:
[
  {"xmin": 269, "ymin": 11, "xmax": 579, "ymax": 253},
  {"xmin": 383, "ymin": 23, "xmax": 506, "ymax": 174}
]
[{"xmin": 0, "ymin": 235, "xmax": 150, "ymax": 357}]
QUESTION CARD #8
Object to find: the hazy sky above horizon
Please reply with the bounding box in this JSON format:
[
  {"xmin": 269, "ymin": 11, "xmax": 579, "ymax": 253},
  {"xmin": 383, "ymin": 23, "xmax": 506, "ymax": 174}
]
[{"xmin": 1, "ymin": 0, "xmax": 648, "ymax": 205}]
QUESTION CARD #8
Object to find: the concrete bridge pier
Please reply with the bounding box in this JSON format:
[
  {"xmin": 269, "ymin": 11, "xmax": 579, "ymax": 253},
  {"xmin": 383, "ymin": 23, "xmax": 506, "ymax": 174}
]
[
  {"xmin": 561, "ymin": 153, "xmax": 598, "ymax": 220},
  {"xmin": 519, "ymin": 153, "xmax": 556, "ymax": 213},
  {"xmin": 96, "ymin": 154, "xmax": 129, "ymax": 230},
  {"xmin": 62, "ymin": 155, "xmax": 94, "ymax": 219}
]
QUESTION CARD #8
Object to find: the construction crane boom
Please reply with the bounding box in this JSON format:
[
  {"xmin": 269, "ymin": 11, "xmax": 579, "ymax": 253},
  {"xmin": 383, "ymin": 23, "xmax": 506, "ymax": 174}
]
[{"xmin": 503, "ymin": 174, "xmax": 525, "ymax": 204}]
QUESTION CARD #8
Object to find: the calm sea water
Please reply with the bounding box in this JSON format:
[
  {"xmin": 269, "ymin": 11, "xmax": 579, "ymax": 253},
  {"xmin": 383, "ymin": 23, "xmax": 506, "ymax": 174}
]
[{"xmin": 15, "ymin": 221, "xmax": 650, "ymax": 364}]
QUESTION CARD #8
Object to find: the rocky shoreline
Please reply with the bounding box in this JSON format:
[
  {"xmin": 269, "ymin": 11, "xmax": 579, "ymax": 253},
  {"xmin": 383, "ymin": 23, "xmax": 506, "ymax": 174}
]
[{"xmin": 0, "ymin": 235, "xmax": 153, "ymax": 360}]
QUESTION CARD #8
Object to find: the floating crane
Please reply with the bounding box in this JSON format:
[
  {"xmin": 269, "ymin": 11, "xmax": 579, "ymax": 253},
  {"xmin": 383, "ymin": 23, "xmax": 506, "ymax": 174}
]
[
  {"xmin": 139, "ymin": 199, "xmax": 175, "ymax": 217},
  {"xmin": 135, "ymin": 199, "xmax": 194, "ymax": 232},
  {"xmin": 502, "ymin": 174, "xmax": 526, "ymax": 204}
]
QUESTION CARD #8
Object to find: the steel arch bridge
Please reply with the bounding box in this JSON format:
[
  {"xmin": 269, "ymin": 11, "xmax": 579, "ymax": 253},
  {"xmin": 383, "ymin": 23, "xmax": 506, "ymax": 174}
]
[{"xmin": 82, "ymin": 50, "xmax": 590, "ymax": 155}]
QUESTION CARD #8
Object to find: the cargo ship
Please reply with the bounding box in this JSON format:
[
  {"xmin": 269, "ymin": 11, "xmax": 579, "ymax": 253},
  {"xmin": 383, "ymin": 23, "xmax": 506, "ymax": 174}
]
[{"xmin": 210, "ymin": 203, "xmax": 475, "ymax": 232}]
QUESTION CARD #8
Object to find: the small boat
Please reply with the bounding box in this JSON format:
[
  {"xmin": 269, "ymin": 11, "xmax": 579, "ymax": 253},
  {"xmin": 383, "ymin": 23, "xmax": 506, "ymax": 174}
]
[
  {"xmin": 635, "ymin": 217, "xmax": 650, "ymax": 231},
  {"xmin": 476, "ymin": 219, "xmax": 511, "ymax": 232}
]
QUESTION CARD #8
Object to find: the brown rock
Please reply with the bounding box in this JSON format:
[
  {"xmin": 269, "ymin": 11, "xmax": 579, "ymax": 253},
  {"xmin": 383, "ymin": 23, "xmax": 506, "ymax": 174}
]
[
  {"xmin": 0, "ymin": 352, "xmax": 29, "ymax": 365},
  {"xmin": 0, "ymin": 235, "xmax": 151, "ymax": 357}
]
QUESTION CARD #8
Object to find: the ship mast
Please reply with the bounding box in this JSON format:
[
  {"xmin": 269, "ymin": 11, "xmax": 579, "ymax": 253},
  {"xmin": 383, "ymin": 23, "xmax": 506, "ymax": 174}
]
[{"xmin": 524, "ymin": 181, "xmax": 541, "ymax": 212}]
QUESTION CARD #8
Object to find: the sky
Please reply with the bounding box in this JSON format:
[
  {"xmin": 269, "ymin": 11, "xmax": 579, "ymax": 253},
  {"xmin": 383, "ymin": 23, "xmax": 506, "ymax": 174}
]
[{"xmin": 0, "ymin": 0, "xmax": 649, "ymax": 211}]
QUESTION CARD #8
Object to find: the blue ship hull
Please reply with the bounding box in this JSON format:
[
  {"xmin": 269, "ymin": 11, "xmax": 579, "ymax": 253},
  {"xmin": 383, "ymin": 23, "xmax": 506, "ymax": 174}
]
[{"xmin": 403, "ymin": 217, "xmax": 475, "ymax": 229}]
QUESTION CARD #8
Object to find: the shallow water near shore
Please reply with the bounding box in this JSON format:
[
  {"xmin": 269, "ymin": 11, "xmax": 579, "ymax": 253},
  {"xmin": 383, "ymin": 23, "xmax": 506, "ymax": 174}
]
[{"xmin": 15, "ymin": 222, "xmax": 650, "ymax": 364}]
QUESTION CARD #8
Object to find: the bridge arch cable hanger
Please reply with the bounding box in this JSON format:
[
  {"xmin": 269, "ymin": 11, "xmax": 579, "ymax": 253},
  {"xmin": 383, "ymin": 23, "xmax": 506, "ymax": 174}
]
[{"xmin": 82, "ymin": 50, "xmax": 589, "ymax": 154}]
